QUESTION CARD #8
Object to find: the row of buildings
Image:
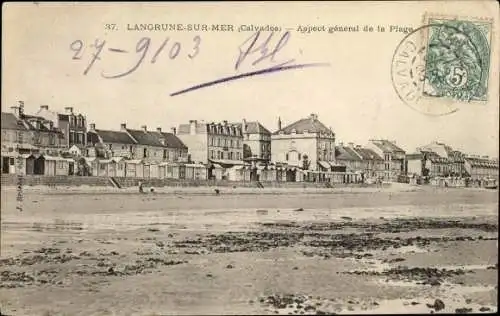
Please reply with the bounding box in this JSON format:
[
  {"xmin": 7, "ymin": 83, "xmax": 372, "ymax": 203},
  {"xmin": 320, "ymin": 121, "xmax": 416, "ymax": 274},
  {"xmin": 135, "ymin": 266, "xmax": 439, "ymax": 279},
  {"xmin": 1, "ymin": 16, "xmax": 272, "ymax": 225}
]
[{"xmin": 1, "ymin": 102, "xmax": 498, "ymax": 186}]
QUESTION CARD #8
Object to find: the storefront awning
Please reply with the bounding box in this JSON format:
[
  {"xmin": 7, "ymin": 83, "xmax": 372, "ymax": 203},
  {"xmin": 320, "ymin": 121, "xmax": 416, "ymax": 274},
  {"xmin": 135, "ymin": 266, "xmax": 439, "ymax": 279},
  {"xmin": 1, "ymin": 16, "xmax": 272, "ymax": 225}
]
[
  {"xmin": 209, "ymin": 159, "xmax": 244, "ymax": 166},
  {"xmin": 126, "ymin": 159, "xmax": 143, "ymax": 164},
  {"xmin": 318, "ymin": 161, "xmax": 331, "ymax": 169}
]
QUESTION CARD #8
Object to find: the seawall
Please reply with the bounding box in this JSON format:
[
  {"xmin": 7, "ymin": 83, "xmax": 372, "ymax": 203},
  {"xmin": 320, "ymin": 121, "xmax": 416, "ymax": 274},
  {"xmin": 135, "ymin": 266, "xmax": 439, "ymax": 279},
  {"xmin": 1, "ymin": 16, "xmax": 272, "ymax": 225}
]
[{"xmin": 1, "ymin": 174, "xmax": 374, "ymax": 189}]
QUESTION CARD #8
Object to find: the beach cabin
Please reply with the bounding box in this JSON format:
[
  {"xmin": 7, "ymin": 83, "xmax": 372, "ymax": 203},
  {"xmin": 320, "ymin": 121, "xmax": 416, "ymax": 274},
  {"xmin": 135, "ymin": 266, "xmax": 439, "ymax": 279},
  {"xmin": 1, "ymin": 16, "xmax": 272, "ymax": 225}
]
[
  {"xmin": 125, "ymin": 159, "xmax": 143, "ymax": 178},
  {"xmin": 141, "ymin": 163, "xmax": 161, "ymax": 179},
  {"xmin": 259, "ymin": 165, "xmax": 277, "ymax": 182},
  {"xmin": 158, "ymin": 162, "xmax": 168, "ymax": 179},
  {"xmin": 42, "ymin": 155, "xmax": 73, "ymax": 176},
  {"xmin": 22, "ymin": 154, "xmax": 36, "ymax": 175},
  {"xmin": 112, "ymin": 157, "xmax": 127, "ymax": 177},
  {"xmin": 97, "ymin": 159, "xmax": 117, "ymax": 177},
  {"xmin": 164, "ymin": 162, "xmax": 178, "ymax": 179},
  {"xmin": 148, "ymin": 163, "xmax": 160, "ymax": 179},
  {"xmin": 178, "ymin": 163, "xmax": 186, "ymax": 180},
  {"xmin": 84, "ymin": 157, "xmax": 99, "ymax": 176},
  {"xmin": 185, "ymin": 163, "xmax": 208, "ymax": 180},
  {"xmin": 227, "ymin": 165, "xmax": 245, "ymax": 181},
  {"xmin": 208, "ymin": 163, "xmax": 224, "ymax": 180}
]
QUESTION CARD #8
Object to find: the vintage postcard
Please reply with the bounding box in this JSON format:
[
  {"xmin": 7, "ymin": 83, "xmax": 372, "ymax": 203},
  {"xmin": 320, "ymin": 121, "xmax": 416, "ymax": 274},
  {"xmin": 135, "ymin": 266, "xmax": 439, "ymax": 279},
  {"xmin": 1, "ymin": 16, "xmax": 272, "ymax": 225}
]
[{"xmin": 1, "ymin": 1, "xmax": 499, "ymax": 315}]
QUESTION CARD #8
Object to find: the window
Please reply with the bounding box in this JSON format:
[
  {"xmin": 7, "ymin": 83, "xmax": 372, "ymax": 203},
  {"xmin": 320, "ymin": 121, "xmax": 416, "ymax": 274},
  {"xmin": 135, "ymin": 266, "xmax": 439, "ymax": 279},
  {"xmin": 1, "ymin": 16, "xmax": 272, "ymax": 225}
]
[
  {"xmin": 143, "ymin": 148, "xmax": 148, "ymax": 157},
  {"xmin": 298, "ymin": 153, "xmax": 302, "ymax": 160},
  {"xmin": 100, "ymin": 164, "xmax": 106, "ymax": 170},
  {"xmin": 217, "ymin": 138, "xmax": 221, "ymax": 146},
  {"xmin": 57, "ymin": 161, "xmax": 65, "ymax": 169},
  {"xmin": 118, "ymin": 164, "xmax": 124, "ymax": 170},
  {"xmin": 49, "ymin": 134, "xmax": 55, "ymax": 145},
  {"xmin": 230, "ymin": 140, "xmax": 234, "ymax": 148},
  {"xmin": 237, "ymin": 152, "xmax": 241, "ymax": 160},
  {"xmin": 9, "ymin": 158, "xmax": 14, "ymax": 165},
  {"xmin": 163, "ymin": 150, "xmax": 167, "ymax": 159},
  {"xmin": 286, "ymin": 153, "xmax": 289, "ymax": 161}
]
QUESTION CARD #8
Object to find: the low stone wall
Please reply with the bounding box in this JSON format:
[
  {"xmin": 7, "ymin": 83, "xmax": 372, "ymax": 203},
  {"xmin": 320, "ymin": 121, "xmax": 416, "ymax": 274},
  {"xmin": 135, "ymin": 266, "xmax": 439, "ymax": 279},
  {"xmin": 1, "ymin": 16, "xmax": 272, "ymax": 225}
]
[
  {"xmin": 1, "ymin": 174, "xmax": 111, "ymax": 187},
  {"xmin": 1, "ymin": 174, "xmax": 381, "ymax": 189}
]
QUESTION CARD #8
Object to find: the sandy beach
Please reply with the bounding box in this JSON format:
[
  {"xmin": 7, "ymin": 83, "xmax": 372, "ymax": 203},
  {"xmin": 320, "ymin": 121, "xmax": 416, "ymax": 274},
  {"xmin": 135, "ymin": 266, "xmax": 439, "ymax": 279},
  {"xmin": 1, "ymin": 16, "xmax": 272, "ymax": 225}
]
[{"xmin": 0, "ymin": 185, "xmax": 498, "ymax": 315}]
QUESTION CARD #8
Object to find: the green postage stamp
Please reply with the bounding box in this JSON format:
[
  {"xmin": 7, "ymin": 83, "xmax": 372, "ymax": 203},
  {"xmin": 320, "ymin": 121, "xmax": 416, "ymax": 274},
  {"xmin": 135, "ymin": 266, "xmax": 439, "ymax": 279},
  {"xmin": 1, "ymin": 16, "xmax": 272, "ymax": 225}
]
[
  {"xmin": 423, "ymin": 15, "xmax": 492, "ymax": 103},
  {"xmin": 391, "ymin": 14, "xmax": 494, "ymax": 116}
]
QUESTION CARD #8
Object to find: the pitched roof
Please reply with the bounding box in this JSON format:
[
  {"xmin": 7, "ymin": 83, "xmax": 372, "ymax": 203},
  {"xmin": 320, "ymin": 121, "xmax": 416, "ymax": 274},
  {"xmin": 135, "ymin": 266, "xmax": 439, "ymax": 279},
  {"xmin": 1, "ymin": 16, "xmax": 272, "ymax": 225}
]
[
  {"xmin": 1, "ymin": 112, "xmax": 28, "ymax": 130},
  {"xmin": 126, "ymin": 129, "xmax": 164, "ymax": 147},
  {"xmin": 92, "ymin": 129, "xmax": 136, "ymax": 144},
  {"xmin": 355, "ymin": 147, "xmax": 384, "ymax": 160},
  {"xmin": 343, "ymin": 147, "xmax": 363, "ymax": 160},
  {"xmin": 371, "ymin": 140, "xmax": 405, "ymax": 153},
  {"xmin": 150, "ymin": 131, "xmax": 188, "ymax": 149},
  {"xmin": 335, "ymin": 146, "xmax": 361, "ymax": 161},
  {"xmin": 2, "ymin": 112, "xmax": 63, "ymax": 133},
  {"xmin": 235, "ymin": 121, "xmax": 271, "ymax": 135},
  {"xmin": 274, "ymin": 116, "xmax": 333, "ymax": 135}
]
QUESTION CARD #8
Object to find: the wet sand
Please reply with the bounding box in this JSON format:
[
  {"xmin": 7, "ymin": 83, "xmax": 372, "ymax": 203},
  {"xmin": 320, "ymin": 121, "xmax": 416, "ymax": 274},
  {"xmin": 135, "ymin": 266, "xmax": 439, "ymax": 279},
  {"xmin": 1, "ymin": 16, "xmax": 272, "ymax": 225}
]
[{"xmin": 0, "ymin": 186, "xmax": 498, "ymax": 315}]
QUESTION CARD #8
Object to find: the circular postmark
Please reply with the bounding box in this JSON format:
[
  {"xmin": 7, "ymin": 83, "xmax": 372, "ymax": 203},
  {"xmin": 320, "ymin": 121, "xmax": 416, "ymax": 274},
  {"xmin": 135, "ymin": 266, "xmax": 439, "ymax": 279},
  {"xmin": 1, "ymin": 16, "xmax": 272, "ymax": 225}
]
[{"xmin": 391, "ymin": 22, "xmax": 489, "ymax": 116}]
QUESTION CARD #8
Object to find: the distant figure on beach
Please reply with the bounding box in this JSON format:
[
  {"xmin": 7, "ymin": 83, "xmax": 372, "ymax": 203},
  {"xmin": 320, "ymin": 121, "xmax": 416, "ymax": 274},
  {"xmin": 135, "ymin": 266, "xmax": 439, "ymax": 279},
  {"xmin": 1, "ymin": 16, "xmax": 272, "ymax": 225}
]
[
  {"xmin": 150, "ymin": 187, "xmax": 155, "ymax": 193},
  {"xmin": 138, "ymin": 181, "xmax": 144, "ymax": 193},
  {"xmin": 214, "ymin": 188, "xmax": 220, "ymax": 195}
]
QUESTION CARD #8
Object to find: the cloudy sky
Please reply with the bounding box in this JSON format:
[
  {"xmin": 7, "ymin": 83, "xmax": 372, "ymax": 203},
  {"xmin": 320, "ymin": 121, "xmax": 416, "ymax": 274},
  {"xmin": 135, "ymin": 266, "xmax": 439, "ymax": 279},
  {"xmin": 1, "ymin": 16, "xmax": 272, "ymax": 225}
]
[{"xmin": 2, "ymin": 2, "xmax": 498, "ymax": 157}]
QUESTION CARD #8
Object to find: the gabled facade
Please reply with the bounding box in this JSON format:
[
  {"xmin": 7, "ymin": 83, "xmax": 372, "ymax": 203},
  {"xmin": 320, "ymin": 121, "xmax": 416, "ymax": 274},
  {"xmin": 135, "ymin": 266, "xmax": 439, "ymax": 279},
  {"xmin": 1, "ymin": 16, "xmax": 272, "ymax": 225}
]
[
  {"xmin": 367, "ymin": 139, "xmax": 406, "ymax": 181},
  {"xmin": 335, "ymin": 143, "xmax": 384, "ymax": 179},
  {"xmin": 1, "ymin": 106, "xmax": 66, "ymax": 155},
  {"xmin": 236, "ymin": 119, "xmax": 272, "ymax": 162},
  {"xmin": 271, "ymin": 114, "xmax": 336, "ymax": 171},
  {"xmin": 35, "ymin": 105, "xmax": 87, "ymax": 149}
]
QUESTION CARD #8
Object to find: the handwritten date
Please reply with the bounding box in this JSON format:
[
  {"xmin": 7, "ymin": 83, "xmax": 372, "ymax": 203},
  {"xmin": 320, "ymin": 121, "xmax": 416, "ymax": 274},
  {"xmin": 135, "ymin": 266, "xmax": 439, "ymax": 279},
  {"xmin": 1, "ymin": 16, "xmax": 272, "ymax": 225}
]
[{"xmin": 70, "ymin": 36, "xmax": 201, "ymax": 78}]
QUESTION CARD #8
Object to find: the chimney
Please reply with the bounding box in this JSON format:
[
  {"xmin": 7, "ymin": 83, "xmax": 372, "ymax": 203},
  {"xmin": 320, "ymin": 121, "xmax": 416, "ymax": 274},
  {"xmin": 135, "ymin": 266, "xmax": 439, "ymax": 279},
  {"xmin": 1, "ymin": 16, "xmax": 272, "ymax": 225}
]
[
  {"xmin": 171, "ymin": 127, "xmax": 177, "ymax": 135},
  {"xmin": 156, "ymin": 127, "xmax": 162, "ymax": 133},
  {"xmin": 89, "ymin": 123, "xmax": 96, "ymax": 131},
  {"xmin": 120, "ymin": 123, "xmax": 127, "ymax": 131},
  {"xmin": 242, "ymin": 119, "xmax": 248, "ymax": 133},
  {"xmin": 189, "ymin": 120, "xmax": 197, "ymax": 135},
  {"xmin": 17, "ymin": 101, "xmax": 25, "ymax": 117},
  {"xmin": 64, "ymin": 107, "xmax": 74, "ymax": 114},
  {"xmin": 40, "ymin": 105, "xmax": 49, "ymax": 110},
  {"xmin": 141, "ymin": 125, "xmax": 147, "ymax": 132},
  {"xmin": 278, "ymin": 117, "xmax": 282, "ymax": 131},
  {"xmin": 310, "ymin": 113, "xmax": 318, "ymax": 120}
]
